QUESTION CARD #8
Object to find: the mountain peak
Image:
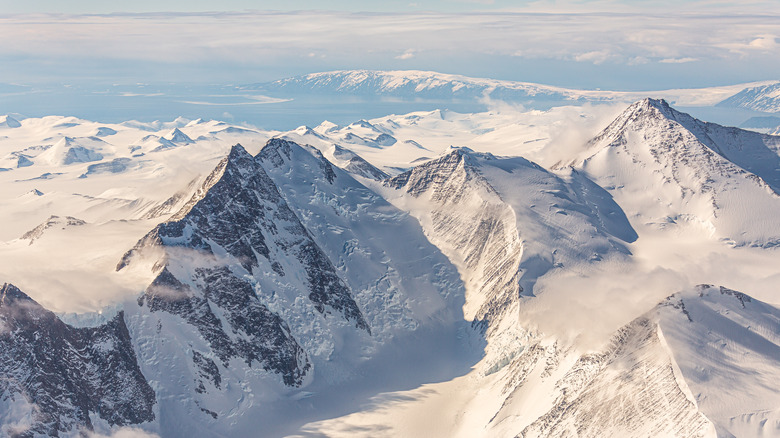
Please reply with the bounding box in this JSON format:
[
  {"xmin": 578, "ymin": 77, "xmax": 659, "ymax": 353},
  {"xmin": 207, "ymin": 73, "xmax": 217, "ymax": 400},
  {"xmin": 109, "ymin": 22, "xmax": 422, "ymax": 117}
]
[
  {"xmin": 443, "ymin": 145, "xmax": 476, "ymax": 156},
  {"xmin": 582, "ymin": 98, "xmax": 780, "ymax": 247},
  {"xmin": 588, "ymin": 98, "xmax": 705, "ymax": 153},
  {"xmin": 386, "ymin": 145, "xmax": 485, "ymax": 194},
  {"xmin": 217, "ymin": 143, "xmax": 255, "ymax": 176},
  {"xmin": 441, "ymin": 146, "xmax": 497, "ymax": 166},
  {"xmin": 640, "ymin": 96, "xmax": 670, "ymax": 108},
  {"xmin": 24, "ymin": 188, "xmax": 44, "ymax": 197},
  {"xmin": 227, "ymin": 142, "xmax": 251, "ymax": 160},
  {"xmin": 258, "ymin": 138, "xmax": 337, "ymax": 183},
  {"xmin": 259, "ymin": 137, "xmax": 296, "ymax": 163},
  {"xmin": 623, "ymin": 97, "xmax": 678, "ymax": 120},
  {"xmin": 55, "ymin": 136, "xmax": 75, "ymax": 146},
  {"xmin": 166, "ymin": 127, "xmax": 194, "ymax": 144},
  {"xmin": 1, "ymin": 282, "xmax": 34, "ymax": 306}
]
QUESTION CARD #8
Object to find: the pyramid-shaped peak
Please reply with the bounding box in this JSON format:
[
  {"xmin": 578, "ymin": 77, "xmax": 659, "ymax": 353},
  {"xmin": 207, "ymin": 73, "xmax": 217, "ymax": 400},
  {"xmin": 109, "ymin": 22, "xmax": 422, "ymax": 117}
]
[
  {"xmin": 227, "ymin": 143, "xmax": 251, "ymax": 160},
  {"xmin": 55, "ymin": 136, "xmax": 76, "ymax": 146},
  {"xmin": 262, "ymin": 137, "xmax": 299, "ymax": 154},
  {"xmin": 622, "ymin": 98, "xmax": 709, "ymax": 130},
  {"xmin": 185, "ymin": 118, "xmax": 206, "ymax": 127},
  {"xmin": 1, "ymin": 283, "xmax": 34, "ymax": 306},
  {"xmin": 624, "ymin": 97, "xmax": 678, "ymax": 119},
  {"xmin": 217, "ymin": 143, "xmax": 255, "ymax": 174},
  {"xmin": 166, "ymin": 128, "xmax": 194, "ymax": 143},
  {"xmin": 588, "ymin": 98, "xmax": 696, "ymax": 149}
]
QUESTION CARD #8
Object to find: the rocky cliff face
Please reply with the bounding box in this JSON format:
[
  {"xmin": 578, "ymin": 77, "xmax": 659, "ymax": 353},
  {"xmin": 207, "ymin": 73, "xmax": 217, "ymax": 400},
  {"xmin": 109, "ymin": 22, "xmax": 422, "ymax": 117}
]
[
  {"xmin": 385, "ymin": 148, "xmax": 634, "ymax": 345},
  {"xmin": 123, "ymin": 144, "xmax": 367, "ymax": 331},
  {"xmin": 255, "ymin": 138, "xmax": 465, "ymax": 351},
  {"xmin": 0, "ymin": 283, "xmax": 155, "ymax": 437},
  {"xmin": 3, "ymin": 104, "xmax": 780, "ymax": 438},
  {"xmin": 386, "ymin": 148, "xmax": 525, "ymax": 331},
  {"xmin": 115, "ymin": 144, "xmax": 373, "ymax": 429},
  {"xmin": 140, "ymin": 266, "xmax": 309, "ymax": 387}
]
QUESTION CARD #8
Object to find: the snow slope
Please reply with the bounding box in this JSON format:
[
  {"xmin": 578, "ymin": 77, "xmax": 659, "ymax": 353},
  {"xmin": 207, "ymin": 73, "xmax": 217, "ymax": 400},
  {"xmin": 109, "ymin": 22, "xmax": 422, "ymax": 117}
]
[
  {"xmin": 577, "ymin": 98, "xmax": 780, "ymax": 248},
  {"xmin": 1, "ymin": 98, "xmax": 780, "ymax": 438},
  {"xmin": 717, "ymin": 82, "xmax": 780, "ymax": 113},
  {"xmin": 112, "ymin": 139, "xmax": 472, "ymax": 437},
  {"xmin": 0, "ymin": 115, "xmax": 275, "ymax": 312},
  {"xmin": 658, "ymin": 285, "xmax": 780, "ymax": 437}
]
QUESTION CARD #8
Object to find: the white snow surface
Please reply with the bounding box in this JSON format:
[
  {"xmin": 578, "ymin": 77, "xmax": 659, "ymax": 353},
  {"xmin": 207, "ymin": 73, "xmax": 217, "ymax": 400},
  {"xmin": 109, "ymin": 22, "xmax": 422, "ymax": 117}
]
[
  {"xmin": 718, "ymin": 82, "xmax": 780, "ymax": 113},
  {"xmin": 2, "ymin": 98, "xmax": 780, "ymax": 437},
  {"xmin": 0, "ymin": 115, "xmax": 275, "ymax": 312},
  {"xmin": 577, "ymin": 98, "xmax": 780, "ymax": 248}
]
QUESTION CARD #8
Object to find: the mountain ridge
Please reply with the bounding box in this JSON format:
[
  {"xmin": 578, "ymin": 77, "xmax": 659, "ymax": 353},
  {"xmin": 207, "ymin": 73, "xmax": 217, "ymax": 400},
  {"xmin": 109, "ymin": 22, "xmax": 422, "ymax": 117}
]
[
  {"xmin": 579, "ymin": 98, "xmax": 780, "ymax": 247},
  {"xmin": 1, "ymin": 99, "xmax": 780, "ymax": 437},
  {"xmin": 242, "ymin": 70, "xmax": 776, "ymax": 108}
]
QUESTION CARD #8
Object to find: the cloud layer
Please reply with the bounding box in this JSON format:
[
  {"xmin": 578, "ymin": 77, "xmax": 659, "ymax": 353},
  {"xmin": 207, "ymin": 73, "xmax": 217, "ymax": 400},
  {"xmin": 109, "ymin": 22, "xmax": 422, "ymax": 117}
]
[{"xmin": 0, "ymin": 10, "xmax": 777, "ymax": 88}]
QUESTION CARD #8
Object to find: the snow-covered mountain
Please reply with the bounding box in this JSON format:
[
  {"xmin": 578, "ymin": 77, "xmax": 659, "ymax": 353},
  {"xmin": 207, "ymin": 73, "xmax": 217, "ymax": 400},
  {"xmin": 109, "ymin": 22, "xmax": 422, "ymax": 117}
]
[
  {"xmin": 243, "ymin": 70, "xmax": 773, "ymax": 108},
  {"xmin": 657, "ymin": 285, "xmax": 780, "ymax": 437},
  {"xmin": 717, "ymin": 82, "xmax": 780, "ymax": 113},
  {"xmin": 247, "ymin": 70, "xmax": 583, "ymax": 102},
  {"xmin": 380, "ymin": 147, "xmax": 636, "ymax": 360},
  {"xmin": 108, "ymin": 138, "xmax": 468, "ymax": 437},
  {"xmin": 577, "ymin": 98, "xmax": 780, "ymax": 247},
  {"xmin": 0, "ymin": 283, "xmax": 155, "ymax": 437},
  {"xmin": 1, "ymin": 98, "xmax": 780, "ymax": 437},
  {"xmin": 36, "ymin": 136, "xmax": 105, "ymax": 166},
  {"xmin": 479, "ymin": 283, "xmax": 780, "ymax": 438}
]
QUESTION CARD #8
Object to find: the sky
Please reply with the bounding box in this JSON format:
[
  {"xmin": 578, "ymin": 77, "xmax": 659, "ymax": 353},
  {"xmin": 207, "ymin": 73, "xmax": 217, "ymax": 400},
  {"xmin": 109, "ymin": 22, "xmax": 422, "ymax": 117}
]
[
  {"xmin": 0, "ymin": 1, "xmax": 778, "ymax": 90},
  {"xmin": 4, "ymin": 0, "xmax": 780, "ymax": 14}
]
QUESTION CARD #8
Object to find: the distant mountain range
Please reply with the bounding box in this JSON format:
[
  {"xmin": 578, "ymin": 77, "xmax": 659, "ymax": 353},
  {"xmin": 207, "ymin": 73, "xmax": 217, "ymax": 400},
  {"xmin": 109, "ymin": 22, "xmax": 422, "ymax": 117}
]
[
  {"xmin": 718, "ymin": 82, "xmax": 780, "ymax": 113},
  {"xmin": 243, "ymin": 70, "xmax": 780, "ymax": 111}
]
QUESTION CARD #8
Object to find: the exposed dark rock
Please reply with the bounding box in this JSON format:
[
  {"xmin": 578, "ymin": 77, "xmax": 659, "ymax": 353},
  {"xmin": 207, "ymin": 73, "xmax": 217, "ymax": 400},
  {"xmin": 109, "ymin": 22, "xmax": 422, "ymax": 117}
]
[
  {"xmin": 123, "ymin": 142, "xmax": 368, "ymax": 392},
  {"xmin": 0, "ymin": 283, "xmax": 155, "ymax": 437},
  {"xmin": 20, "ymin": 215, "xmax": 87, "ymax": 245}
]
